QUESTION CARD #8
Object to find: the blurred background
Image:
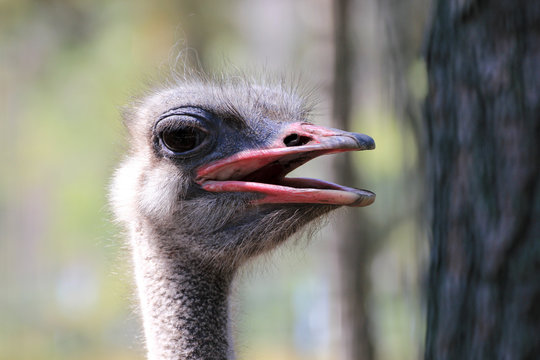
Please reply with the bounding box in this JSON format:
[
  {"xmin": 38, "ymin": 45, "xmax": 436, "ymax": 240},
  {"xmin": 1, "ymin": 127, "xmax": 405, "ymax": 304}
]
[{"xmin": 0, "ymin": 0, "xmax": 430, "ymax": 359}]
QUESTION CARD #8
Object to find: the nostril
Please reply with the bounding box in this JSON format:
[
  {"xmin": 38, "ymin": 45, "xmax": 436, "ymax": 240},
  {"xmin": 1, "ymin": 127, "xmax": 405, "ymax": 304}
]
[{"xmin": 284, "ymin": 133, "xmax": 312, "ymax": 147}]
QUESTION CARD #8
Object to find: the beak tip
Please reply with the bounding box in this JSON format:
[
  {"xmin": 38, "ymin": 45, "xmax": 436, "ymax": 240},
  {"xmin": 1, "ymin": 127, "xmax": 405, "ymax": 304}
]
[{"xmin": 354, "ymin": 133, "xmax": 376, "ymax": 150}]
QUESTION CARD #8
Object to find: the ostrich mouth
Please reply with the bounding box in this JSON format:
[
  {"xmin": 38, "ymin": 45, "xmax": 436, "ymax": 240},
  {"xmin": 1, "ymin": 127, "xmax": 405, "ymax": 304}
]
[{"xmin": 195, "ymin": 123, "xmax": 376, "ymax": 207}]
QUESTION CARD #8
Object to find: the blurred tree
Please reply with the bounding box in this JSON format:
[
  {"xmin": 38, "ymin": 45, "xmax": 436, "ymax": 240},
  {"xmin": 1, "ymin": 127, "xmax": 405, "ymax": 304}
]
[
  {"xmin": 424, "ymin": 1, "xmax": 540, "ymax": 358},
  {"xmin": 332, "ymin": 0, "xmax": 374, "ymax": 359}
]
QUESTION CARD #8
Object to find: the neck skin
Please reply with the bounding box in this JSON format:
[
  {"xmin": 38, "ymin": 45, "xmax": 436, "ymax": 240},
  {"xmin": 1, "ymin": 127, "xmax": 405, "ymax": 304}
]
[{"xmin": 130, "ymin": 226, "xmax": 235, "ymax": 360}]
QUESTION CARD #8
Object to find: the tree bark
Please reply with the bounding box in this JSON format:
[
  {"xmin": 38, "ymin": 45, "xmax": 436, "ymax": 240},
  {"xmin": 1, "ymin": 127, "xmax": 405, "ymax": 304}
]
[
  {"xmin": 424, "ymin": 1, "xmax": 540, "ymax": 359},
  {"xmin": 332, "ymin": 0, "xmax": 374, "ymax": 359}
]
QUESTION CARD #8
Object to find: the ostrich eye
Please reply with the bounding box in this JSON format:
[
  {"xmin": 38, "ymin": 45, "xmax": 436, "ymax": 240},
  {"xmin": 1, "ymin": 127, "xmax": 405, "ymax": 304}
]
[{"xmin": 161, "ymin": 127, "xmax": 206, "ymax": 153}]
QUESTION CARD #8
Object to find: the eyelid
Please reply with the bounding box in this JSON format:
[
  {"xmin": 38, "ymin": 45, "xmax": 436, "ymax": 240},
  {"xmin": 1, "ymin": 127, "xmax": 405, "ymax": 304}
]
[
  {"xmin": 157, "ymin": 106, "xmax": 213, "ymax": 123},
  {"xmin": 155, "ymin": 115, "xmax": 207, "ymax": 132}
]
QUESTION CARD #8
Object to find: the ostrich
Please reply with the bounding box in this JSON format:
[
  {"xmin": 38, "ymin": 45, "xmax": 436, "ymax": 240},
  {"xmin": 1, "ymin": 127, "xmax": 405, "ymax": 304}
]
[{"xmin": 110, "ymin": 76, "xmax": 375, "ymax": 360}]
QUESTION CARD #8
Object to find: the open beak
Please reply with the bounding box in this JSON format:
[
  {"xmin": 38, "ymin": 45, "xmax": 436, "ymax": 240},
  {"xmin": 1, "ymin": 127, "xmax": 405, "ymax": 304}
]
[{"xmin": 195, "ymin": 122, "xmax": 376, "ymax": 207}]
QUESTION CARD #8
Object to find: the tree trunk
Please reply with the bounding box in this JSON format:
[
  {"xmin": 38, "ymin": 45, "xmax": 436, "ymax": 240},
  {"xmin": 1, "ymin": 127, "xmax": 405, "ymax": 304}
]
[
  {"xmin": 424, "ymin": 1, "xmax": 540, "ymax": 359},
  {"xmin": 332, "ymin": 0, "xmax": 374, "ymax": 359}
]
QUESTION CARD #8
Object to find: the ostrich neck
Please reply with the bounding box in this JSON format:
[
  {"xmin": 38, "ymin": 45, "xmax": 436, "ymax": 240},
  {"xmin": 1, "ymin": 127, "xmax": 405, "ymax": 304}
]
[{"xmin": 130, "ymin": 227, "xmax": 235, "ymax": 360}]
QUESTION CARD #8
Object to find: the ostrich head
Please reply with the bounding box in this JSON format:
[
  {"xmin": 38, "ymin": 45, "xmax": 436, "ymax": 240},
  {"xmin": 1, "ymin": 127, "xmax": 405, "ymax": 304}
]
[{"xmin": 111, "ymin": 78, "xmax": 375, "ymax": 274}]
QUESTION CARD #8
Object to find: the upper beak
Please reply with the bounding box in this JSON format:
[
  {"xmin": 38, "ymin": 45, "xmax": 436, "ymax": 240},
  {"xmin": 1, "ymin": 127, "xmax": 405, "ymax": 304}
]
[{"xmin": 289, "ymin": 123, "xmax": 375, "ymax": 151}]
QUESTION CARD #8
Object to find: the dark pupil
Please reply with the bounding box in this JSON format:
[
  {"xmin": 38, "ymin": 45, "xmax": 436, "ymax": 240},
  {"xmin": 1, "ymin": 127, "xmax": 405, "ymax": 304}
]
[{"xmin": 162, "ymin": 127, "xmax": 204, "ymax": 153}]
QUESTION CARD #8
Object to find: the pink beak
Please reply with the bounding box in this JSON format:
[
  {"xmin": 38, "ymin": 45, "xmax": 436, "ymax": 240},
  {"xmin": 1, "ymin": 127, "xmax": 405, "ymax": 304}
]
[{"xmin": 195, "ymin": 122, "xmax": 375, "ymax": 207}]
